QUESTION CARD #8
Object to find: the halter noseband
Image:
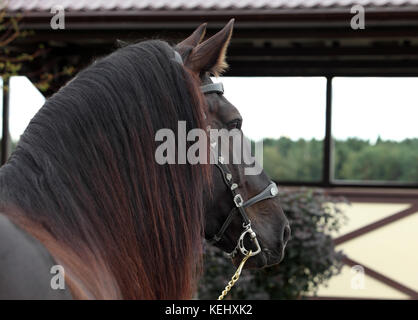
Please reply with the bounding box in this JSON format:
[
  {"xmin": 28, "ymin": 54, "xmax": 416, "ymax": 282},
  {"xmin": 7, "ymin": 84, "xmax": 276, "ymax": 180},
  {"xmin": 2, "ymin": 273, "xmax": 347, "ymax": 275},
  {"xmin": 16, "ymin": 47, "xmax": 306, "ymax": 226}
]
[
  {"xmin": 201, "ymin": 81, "xmax": 280, "ymax": 259},
  {"xmin": 173, "ymin": 50, "xmax": 279, "ymax": 259}
]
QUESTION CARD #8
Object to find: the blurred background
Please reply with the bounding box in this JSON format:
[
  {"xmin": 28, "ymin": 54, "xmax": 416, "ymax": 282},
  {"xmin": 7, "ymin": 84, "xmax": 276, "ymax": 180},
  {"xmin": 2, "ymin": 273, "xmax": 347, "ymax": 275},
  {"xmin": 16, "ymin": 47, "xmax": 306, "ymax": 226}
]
[{"xmin": 1, "ymin": 0, "xmax": 418, "ymax": 299}]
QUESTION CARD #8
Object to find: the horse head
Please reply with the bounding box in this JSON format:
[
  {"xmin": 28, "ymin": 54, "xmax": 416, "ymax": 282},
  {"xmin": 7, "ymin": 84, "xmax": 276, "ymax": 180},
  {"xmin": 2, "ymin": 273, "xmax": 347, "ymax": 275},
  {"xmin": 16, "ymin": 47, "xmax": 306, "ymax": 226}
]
[{"xmin": 176, "ymin": 20, "xmax": 291, "ymax": 269}]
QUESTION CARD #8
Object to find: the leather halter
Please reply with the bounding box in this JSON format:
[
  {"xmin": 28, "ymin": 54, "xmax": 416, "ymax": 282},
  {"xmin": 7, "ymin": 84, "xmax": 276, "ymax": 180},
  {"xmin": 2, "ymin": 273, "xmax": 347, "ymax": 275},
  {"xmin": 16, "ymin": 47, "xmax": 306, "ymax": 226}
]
[
  {"xmin": 173, "ymin": 50, "xmax": 280, "ymax": 259},
  {"xmin": 201, "ymin": 82, "xmax": 224, "ymax": 95},
  {"xmin": 200, "ymin": 81, "xmax": 280, "ymax": 259}
]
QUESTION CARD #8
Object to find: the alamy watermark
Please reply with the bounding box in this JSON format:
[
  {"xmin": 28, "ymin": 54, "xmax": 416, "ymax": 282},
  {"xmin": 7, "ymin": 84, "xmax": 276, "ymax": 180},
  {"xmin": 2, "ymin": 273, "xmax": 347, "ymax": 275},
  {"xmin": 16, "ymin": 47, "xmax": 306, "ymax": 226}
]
[
  {"xmin": 351, "ymin": 265, "xmax": 366, "ymax": 290},
  {"xmin": 155, "ymin": 121, "xmax": 264, "ymax": 175},
  {"xmin": 350, "ymin": 4, "xmax": 365, "ymax": 30},
  {"xmin": 50, "ymin": 5, "xmax": 65, "ymax": 30},
  {"xmin": 50, "ymin": 265, "xmax": 65, "ymax": 290}
]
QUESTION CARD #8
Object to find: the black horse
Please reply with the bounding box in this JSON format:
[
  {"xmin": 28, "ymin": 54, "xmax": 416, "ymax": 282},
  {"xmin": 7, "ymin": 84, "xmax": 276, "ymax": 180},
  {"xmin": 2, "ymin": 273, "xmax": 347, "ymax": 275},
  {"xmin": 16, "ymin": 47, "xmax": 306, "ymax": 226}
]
[{"xmin": 0, "ymin": 20, "xmax": 289, "ymax": 299}]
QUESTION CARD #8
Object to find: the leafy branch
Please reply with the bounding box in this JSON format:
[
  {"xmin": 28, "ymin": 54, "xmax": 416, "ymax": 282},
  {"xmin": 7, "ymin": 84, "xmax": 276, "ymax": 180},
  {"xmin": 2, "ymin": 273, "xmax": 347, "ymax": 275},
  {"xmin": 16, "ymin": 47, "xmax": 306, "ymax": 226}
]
[{"xmin": 0, "ymin": 1, "xmax": 75, "ymax": 92}]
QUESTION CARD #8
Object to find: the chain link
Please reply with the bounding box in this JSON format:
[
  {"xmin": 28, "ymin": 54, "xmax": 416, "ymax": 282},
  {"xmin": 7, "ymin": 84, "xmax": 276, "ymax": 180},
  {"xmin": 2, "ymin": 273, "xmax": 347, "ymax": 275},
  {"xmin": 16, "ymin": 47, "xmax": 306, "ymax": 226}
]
[{"xmin": 217, "ymin": 250, "xmax": 252, "ymax": 300}]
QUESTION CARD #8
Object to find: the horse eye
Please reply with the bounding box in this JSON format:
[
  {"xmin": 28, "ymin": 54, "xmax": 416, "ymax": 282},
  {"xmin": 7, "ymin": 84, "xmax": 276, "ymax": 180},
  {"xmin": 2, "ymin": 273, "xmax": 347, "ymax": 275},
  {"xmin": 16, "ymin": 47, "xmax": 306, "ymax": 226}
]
[{"xmin": 227, "ymin": 119, "xmax": 242, "ymax": 130}]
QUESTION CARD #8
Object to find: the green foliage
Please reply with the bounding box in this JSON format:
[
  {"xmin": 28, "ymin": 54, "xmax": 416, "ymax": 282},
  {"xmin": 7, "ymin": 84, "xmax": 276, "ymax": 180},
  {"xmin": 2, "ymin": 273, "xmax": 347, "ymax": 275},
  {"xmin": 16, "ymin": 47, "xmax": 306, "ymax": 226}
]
[
  {"xmin": 263, "ymin": 137, "xmax": 418, "ymax": 183},
  {"xmin": 0, "ymin": 4, "xmax": 75, "ymax": 92},
  {"xmin": 0, "ymin": 10, "xmax": 30, "ymax": 89},
  {"xmin": 263, "ymin": 137, "xmax": 323, "ymax": 182},
  {"xmin": 198, "ymin": 188, "xmax": 348, "ymax": 300},
  {"xmin": 334, "ymin": 138, "xmax": 418, "ymax": 182}
]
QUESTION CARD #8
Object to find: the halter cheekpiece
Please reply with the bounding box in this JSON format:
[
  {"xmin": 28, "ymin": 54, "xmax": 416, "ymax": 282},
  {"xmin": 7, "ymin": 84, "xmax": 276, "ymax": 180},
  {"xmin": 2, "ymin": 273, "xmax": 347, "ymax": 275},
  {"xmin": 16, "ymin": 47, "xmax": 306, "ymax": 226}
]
[{"xmin": 173, "ymin": 50, "xmax": 280, "ymax": 259}]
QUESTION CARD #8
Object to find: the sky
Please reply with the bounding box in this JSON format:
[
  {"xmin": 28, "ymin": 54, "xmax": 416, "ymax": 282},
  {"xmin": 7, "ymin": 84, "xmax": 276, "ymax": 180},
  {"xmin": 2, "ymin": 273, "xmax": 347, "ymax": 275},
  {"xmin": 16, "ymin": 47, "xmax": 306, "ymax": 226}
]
[{"xmin": 2, "ymin": 76, "xmax": 418, "ymax": 143}]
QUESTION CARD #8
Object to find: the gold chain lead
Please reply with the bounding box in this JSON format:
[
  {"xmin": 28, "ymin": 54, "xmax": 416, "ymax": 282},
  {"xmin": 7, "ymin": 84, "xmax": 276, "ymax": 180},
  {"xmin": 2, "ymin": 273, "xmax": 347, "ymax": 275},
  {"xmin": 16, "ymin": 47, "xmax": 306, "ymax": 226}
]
[{"xmin": 217, "ymin": 250, "xmax": 252, "ymax": 300}]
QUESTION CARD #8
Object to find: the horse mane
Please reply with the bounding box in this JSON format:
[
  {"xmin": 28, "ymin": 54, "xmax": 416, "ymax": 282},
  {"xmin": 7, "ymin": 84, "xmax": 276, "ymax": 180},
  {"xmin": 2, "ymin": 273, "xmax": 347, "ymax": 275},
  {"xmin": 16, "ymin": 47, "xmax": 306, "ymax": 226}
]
[{"xmin": 0, "ymin": 40, "xmax": 210, "ymax": 299}]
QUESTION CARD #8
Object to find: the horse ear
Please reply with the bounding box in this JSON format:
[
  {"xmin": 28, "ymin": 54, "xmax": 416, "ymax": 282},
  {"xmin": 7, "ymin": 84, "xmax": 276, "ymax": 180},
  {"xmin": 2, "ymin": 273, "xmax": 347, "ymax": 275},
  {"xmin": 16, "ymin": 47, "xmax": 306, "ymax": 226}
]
[
  {"xmin": 185, "ymin": 19, "xmax": 234, "ymax": 77},
  {"xmin": 177, "ymin": 23, "xmax": 207, "ymax": 49}
]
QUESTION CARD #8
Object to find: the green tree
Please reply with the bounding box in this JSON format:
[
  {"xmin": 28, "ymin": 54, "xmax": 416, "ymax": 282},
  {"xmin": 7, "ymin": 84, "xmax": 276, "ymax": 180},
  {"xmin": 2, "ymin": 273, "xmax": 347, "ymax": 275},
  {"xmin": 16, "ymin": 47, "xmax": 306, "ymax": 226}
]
[
  {"xmin": 263, "ymin": 137, "xmax": 322, "ymax": 182},
  {"xmin": 262, "ymin": 136, "xmax": 418, "ymax": 183},
  {"xmin": 0, "ymin": 2, "xmax": 75, "ymax": 91}
]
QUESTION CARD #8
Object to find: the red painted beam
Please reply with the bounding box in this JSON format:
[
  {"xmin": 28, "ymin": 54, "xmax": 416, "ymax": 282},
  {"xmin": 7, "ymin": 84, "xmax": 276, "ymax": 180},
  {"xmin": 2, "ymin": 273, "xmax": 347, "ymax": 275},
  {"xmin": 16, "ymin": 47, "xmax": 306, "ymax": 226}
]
[
  {"xmin": 334, "ymin": 204, "xmax": 418, "ymax": 245},
  {"xmin": 342, "ymin": 256, "xmax": 418, "ymax": 299}
]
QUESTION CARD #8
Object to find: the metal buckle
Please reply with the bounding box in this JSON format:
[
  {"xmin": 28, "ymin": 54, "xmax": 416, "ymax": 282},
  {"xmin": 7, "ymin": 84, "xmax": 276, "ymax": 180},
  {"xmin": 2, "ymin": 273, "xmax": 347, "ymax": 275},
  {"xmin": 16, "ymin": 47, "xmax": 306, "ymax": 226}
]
[
  {"xmin": 270, "ymin": 184, "xmax": 279, "ymax": 196},
  {"xmin": 233, "ymin": 194, "xmax": 244, "ymax": 207}
]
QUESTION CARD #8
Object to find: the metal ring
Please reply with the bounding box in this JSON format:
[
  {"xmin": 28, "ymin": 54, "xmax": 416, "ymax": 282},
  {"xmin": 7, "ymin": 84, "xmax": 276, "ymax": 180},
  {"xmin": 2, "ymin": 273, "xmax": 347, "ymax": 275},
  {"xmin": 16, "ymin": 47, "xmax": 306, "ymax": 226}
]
[{"xmin": 238, "ymin": 227, "xmax": 261, "ymax": 257}]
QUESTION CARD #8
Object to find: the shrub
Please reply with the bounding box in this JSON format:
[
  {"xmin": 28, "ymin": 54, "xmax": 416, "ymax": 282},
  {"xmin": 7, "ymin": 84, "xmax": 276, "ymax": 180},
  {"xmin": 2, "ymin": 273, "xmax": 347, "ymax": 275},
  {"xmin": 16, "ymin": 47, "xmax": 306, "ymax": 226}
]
[{"xmin": 198, "ymin": 187, "xmax": 348, "ymax": 300}]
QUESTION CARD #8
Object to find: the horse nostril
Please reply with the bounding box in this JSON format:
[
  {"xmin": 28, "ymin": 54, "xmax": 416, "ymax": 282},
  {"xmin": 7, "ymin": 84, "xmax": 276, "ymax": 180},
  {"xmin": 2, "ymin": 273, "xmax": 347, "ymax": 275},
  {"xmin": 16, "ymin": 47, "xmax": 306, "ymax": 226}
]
[{"xmin": 283, "ymin": 225, "xmax": 291, "ymax": 245}]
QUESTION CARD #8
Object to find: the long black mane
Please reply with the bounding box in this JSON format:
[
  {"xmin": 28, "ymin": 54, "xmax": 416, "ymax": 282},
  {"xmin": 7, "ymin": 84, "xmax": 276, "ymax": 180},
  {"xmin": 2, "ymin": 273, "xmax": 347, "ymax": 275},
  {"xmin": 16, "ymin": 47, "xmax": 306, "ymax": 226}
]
[{"xmin": 0, "ymin": 40, "xmax": 210, "ymax": 299}]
